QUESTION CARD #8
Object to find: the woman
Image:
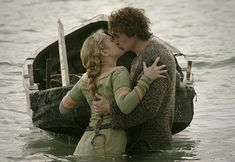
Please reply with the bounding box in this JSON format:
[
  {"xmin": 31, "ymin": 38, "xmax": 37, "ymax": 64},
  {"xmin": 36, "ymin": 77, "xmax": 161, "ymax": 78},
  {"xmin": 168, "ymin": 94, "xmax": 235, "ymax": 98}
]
[{"xmin": 59, "ymin": 29, "xmax": 166, "ymax": 157}]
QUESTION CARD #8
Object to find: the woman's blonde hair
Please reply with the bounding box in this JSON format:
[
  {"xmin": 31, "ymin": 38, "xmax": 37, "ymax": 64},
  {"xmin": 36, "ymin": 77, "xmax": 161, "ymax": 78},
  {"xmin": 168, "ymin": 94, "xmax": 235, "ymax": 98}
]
[{"xmin": 80, "ymin": 30, "xmax": 105, "ymax": 97}]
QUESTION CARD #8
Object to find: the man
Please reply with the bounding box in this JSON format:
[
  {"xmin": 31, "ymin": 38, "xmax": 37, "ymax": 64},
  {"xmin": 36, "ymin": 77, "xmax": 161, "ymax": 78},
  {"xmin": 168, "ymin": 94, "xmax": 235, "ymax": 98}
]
[{"xmin": 93, "ymin": 7, "xmax": 177, "ymax": 154}]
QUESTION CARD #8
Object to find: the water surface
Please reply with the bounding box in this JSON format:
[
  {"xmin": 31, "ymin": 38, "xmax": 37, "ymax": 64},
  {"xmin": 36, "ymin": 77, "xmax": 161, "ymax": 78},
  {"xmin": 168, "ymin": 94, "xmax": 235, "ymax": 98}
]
[{"xmin": 0, "ymin": 0, "xmax": 234, "ymax": 161}]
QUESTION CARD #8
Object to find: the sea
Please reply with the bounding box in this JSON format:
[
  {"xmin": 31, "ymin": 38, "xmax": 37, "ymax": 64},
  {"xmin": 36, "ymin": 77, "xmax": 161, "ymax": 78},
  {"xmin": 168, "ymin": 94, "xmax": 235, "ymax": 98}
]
[{"xmin": 0, "ymin": 0, "xmax": 234, "ymax": 161}]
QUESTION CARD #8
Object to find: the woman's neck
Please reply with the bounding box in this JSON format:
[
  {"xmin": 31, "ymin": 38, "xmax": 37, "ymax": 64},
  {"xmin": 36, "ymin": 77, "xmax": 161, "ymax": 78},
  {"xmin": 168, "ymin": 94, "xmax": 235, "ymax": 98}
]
[{"xmin": 100, "ymin": 58, "xmax": 117, "ymax": 74}]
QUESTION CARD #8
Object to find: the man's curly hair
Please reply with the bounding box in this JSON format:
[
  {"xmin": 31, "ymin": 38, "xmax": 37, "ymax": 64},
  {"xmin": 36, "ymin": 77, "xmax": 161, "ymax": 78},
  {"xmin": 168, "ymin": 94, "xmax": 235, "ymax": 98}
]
[{"xmin": 108, "ymin": 7, "xmax": 152, "ymax": 41}]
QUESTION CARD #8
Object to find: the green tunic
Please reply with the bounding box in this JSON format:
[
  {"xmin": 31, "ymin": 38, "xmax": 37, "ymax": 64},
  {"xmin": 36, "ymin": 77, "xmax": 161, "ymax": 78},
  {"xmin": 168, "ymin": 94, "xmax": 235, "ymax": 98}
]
[
  {"xmin": 71, "ymin": 66, "xmax": 129, "ymax": 157},
  {"xmin": 60, "ymin": 66, "xmax": 153, "ymax": 157}
]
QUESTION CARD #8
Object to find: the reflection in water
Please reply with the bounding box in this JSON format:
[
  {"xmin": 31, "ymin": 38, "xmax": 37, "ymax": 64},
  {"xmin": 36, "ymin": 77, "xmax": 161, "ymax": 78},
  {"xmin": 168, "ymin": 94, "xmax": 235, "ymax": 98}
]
[
  {"xmin": 172, "ymin": 133, "xmax": 198, "ymax": 161},
  {"xmin": 23, "ymin": 129, "xmax": 76, "ymax": 155},
  {"xmin": 20, "ymin": 128, "xmax": 198, "ymax": 162}
]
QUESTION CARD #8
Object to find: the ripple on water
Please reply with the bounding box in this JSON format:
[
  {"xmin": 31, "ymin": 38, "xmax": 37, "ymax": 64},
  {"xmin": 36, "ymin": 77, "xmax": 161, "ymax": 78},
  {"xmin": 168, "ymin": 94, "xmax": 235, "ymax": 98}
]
[{"xmin": 210, "ymin": 56, "xmax": 235, "ymax": 69}]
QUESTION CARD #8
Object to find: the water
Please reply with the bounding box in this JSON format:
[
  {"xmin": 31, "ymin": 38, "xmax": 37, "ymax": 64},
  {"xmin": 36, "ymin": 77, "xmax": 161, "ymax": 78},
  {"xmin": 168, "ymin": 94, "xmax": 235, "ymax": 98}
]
[{"xmin": 0, "ymin": 0, "xmax": 234, "ymax": 161}]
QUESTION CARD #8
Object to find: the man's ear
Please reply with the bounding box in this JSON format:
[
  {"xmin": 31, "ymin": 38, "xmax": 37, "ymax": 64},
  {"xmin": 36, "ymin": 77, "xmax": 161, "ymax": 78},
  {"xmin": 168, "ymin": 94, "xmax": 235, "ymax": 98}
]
[{"xmin": 101, "ymin": 49, "xmax": 109, "ymax": 57}]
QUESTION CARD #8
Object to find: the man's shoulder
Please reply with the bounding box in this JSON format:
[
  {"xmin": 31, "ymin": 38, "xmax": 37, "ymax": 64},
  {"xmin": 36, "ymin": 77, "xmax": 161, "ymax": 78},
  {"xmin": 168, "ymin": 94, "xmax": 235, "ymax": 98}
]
[
  {"xmin": 148, "ymin": 38, "xmax": 171, "ymax": 52},
  {"xmin": 141, "ymin": 38, "xmax": 172, "ymax": 60},
  {"xmin": 151, "ymin": 36, "xmax": 181, "ymax": 54}
]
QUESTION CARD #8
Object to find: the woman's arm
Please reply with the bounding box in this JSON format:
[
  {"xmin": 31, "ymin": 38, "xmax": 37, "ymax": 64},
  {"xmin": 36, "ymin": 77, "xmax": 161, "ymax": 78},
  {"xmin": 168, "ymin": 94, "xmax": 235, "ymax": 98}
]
[
  {"xmin": 59, "ymin": 79, "xmax": 85, "ymax": 114},
  {"xmin": 114, "ymin": 57, "xmax": 166, "ymax": 114},
  {"xmin": 111, "ymin": 77, "xmax": 168, "ymax": 129},
  {"xmin": 114, "ymin": 75, "xmax": 152, "ymax": 114},
  {"xmin": 59, "ymin": 91, "xmax": 80, "ymax": 114}
]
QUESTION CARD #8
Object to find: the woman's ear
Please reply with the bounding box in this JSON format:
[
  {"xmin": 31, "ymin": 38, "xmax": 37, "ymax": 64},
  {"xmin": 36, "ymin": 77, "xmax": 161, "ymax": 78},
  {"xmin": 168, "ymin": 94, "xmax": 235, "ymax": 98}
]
[{"xmin": 101, "ymin": 49, "xmax": 109, "ymax": 57}]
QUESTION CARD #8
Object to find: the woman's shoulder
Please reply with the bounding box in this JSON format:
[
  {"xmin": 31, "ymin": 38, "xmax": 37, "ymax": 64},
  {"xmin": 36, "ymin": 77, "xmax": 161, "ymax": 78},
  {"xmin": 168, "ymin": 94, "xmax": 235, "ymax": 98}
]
[
  {"xmin": 79, "ymin": 73, "xmax": 88, "ymax": 83},
  {"xmin": 81, "ymin": 73, "xmax": 87, "ymax": 79},
  {"xmin": 110, "ymin": 66, "xmax": 129, "ymax": 79},
  {"xmin": 113, "ymin": 66, "xmax": 127, "ymax": 71},
  {"xmin": 97, "ymin": 66, "xmax": 128, "ymax": 80},
  {"xmin": 111, "ymin": 66, "xmax": 128, "ymax": 75}
]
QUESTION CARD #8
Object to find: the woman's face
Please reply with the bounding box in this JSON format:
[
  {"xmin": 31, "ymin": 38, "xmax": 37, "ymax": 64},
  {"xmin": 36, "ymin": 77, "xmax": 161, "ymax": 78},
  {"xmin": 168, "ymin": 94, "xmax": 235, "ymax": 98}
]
[
  {"xmin": 102, "ymin": 33, "xmax": 124, "ymax": 58},
  {"xmin": 111, "ymin": 32, "xmax": 136, "ymax": 53}
]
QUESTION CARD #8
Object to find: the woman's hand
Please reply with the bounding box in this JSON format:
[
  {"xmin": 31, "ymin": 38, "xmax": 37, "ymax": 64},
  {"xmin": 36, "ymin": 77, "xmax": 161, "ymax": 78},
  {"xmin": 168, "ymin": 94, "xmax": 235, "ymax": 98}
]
[{"xmin": 143, "ymin": 57, "xmax": 167, "ymax": 80}]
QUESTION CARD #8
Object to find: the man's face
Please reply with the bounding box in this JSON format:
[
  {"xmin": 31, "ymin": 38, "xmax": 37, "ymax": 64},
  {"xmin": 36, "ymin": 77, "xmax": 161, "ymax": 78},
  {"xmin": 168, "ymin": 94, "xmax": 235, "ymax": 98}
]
[{"xmin": 111, "ymin": 32, "xmax": 136, "ymax": 53}]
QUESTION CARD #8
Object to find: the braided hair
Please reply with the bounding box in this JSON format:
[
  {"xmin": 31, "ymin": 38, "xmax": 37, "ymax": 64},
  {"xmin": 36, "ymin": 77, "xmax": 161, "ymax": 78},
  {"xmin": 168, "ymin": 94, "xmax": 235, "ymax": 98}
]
[{"xmin": 80, "ymin": 30, "xmax": 105, "ymax": 97}]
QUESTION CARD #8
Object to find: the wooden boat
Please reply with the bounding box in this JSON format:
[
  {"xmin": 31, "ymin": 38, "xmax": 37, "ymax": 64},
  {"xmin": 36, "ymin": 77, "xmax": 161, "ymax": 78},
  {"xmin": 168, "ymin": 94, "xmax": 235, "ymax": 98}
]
[{"xmin": 22, "ymin": 14, "xmax": 196, "ymax": 140}]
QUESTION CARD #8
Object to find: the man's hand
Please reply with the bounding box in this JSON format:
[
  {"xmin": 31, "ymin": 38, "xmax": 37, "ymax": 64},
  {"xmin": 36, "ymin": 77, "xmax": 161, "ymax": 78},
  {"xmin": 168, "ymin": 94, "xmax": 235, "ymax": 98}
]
[{"xmin": 92, "ymin": 93, "xmax": 111, "ymax": 116}]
